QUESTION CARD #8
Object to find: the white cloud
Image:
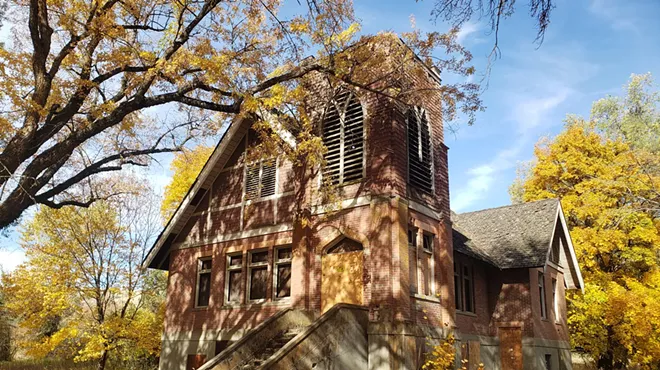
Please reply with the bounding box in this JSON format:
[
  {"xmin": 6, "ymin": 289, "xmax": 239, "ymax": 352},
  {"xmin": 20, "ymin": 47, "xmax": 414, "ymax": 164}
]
[
  {"xmin": 451, "ymin": 140, "xmax": 523, "ymax": 212},
  {"xmin": 451, "ymin": 43, "xmax": 600, "ymax": 212},
  {"xmin": 456, "ymin": 21, "xmax": 481, "ymax": 45},
  {"xmin": 511, "ymin": 88, "xmax": 572, "ymax": 132}
]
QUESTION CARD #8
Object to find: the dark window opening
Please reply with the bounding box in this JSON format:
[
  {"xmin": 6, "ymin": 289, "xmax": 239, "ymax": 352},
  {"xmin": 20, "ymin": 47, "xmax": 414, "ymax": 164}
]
[
  {"xmin": 423, "ymin": 234, "xmax": 434, "ymax": 252},
  {"xmin": 196, "ymin": 258, "xmax": 212, "ymax": 307},
  {"xmin": 455, "ymin": 261, "xmax": 474, "ymax": 313},
  {"xmin": 248, "ymin": 250, "xmax": 269, "ymax": 301},
  {"xmin": 215, "ymin": 340, "xmax": 233, "ymax": 355},
  {"xmin": 539, "ymin": 271, "xmax": 547, "ymax": 319},
  {"xmin": 275, "ymin": 246, "xmax": 292, "ymax": 299},
  {"xmin": 226, "ymin": 254, "xmax": 243, "ymax": 303},
  {"xmin": 454, "ymin": 262, "xmax": 462, "ymax": 311}
]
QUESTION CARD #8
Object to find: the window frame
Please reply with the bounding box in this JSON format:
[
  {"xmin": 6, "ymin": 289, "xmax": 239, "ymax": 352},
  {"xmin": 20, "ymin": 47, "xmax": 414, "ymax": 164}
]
[
  {"xmin": 462, "ymin": 263, "xmax": 474, "ymax": 313},
  {"xmin": 552, "ymin": 277, "xmax": 559, "ymax": 323},
  {"xmin": 454, "ymin": 262, "xmax": 462, "ymax": 311},
  {"xmin": 408, "ymin": 227, "xmax": 418, "ymax": 294},
  {"xmin": 455, "ymin": 260, "xmax": 475, "ymax": 314},
  {"xmin": 225, "ymin": 253, "xmax": 244, "ymax": 304},
  {"xmin": 273, "ymin": 246, "xmax": 293, "ymax": 300},
  {"xmin": 247, "ymin": 249, "xmax": 269, "ymax": 303},
  {"xmin": 539, "ymin": 271, "xmax": 547, "ymax": 319},
  {"xmin": 195, "ymin": 257, "xmax": 213, "ymax": 308},
  {"xmin": 321, "ymin": 90, "xmax": 365, "ymax": 186},
  {"xmin": 420, "ymin": 232, "xmax": 435, "ymax": 296}
]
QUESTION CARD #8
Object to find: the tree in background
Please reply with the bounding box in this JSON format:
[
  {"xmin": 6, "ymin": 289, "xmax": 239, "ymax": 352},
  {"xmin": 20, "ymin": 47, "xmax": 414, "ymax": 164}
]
[
  {"xmin": 2, "ymin": 178, "xmax": 166, "ymax": 370},
  {"xmin": 513, "ymin": 75, "xmax": 660, "ymax": 369},
  {"xmin": 161, "ymin": 145, "xmax": 213, "ymax": 221},
  {"xmin": 0, "ymin": 0, "xmax": 481, "ymax": 230},
  {"xmin": 0, "ymin": 279, "xmax": 12, "ymax": 361}
]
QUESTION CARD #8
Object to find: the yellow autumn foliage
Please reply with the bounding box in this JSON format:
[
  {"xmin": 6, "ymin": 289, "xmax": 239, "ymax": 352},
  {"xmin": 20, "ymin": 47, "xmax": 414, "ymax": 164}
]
[
  {"xmin": 161, "ymin": 145, "xmax": 214, "ymax": 221},
  {"xmin": 3, "ymin": 187, "xmax": 166, "ymax": 369},
  {"xmin": 518, "ymin": 119, "xmax": 660, "ymax": 369}
]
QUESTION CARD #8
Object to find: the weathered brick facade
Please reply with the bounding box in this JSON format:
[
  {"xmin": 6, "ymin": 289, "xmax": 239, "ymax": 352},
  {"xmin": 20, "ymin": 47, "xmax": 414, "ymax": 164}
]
[{"xmin": 150, "ymin": 38, "xmax": 578, "ymax": 370}]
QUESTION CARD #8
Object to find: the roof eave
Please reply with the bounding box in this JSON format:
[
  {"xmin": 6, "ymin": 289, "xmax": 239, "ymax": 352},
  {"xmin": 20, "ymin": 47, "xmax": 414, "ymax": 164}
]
[{"xmin": 142, "ymin": 116, "xmax": 251, "ymax": 270}]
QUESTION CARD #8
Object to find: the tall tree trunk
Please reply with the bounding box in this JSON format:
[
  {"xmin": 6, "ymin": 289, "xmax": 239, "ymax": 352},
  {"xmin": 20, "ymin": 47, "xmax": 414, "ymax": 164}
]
[{"xmin": 97, "ymin": 349, "xmax": 109, "ymax": 370}]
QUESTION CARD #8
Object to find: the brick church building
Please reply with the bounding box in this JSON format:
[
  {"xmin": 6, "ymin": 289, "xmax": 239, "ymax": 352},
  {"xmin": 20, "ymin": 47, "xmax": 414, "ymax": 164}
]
[{"xmin": 144, "ymin": 36, "xmax": 584, "ymax": 370}]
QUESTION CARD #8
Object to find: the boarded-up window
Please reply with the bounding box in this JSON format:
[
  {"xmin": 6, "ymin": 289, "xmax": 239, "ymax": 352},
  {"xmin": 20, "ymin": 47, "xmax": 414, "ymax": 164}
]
[
  {"xmin": 196, "ymin": 258, "xmax": 212, "ymax": 307},
  {"xmin": 407, "ymin": 107, "xmax": 433, "ymax": 193},
  {"xmin": 186, "ymin": 354, "xmax": 206, "ymax": 370},
  {"xmin": 275, "ymin": 246, "xmax": 292, "ymax": 299},
  {"xmin": 226, "ymin": 254, "xmax": 243, "ymax": 303},
  {"xmin": 322, "ymin": 90, "xmax": 364, "ymax": 185},
  {"xmin": 420, "ymin": 234, "xmax": 434, "ymax": 296},
  {"xmin": 245, "ymin": 159, "xmax": 276, "ymax": 199},
  {"xmin": 248, "ymin": 250, "xmax": 269, "ymax": 301}
]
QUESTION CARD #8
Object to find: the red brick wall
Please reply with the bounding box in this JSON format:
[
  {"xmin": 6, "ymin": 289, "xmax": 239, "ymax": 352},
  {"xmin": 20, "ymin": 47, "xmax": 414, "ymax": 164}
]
[
  {"xmin": 161, "ymin": 45, "xmax": 456, "ymax": 338},
  {"xmin": 529, "ymin": 265, "xmax": 570, "ymax": 342},
  {"xmin": 453, "ymin": 253, "xmax": 491, "ymax": 336}
]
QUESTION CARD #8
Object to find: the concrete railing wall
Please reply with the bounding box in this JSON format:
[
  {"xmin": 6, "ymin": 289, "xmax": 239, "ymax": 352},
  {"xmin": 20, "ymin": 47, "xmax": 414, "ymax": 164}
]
[
  {"xmin": 260, "ymin": 304, "xmax": 369, "ymax": 370},
  {"xmin": 198, "ymin": 308, "xmax": 316, "ymax": 370}
]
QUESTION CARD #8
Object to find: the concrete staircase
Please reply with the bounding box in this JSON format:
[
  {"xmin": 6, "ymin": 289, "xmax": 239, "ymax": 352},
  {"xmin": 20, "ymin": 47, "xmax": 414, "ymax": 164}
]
[
  {"xmin": 239, "ymin": 328, "xmax": 302, "ymax": 370},
  {"xmin": 197, "ymin": 304, "xmax": 368, "ymax": 370}
]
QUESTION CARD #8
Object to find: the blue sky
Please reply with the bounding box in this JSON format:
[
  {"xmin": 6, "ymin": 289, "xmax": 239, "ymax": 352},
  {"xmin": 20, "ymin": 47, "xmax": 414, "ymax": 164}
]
[
  {"xmin": 1, "ymin": 0, "xmax": 660, "ymax": 272},
  {"xmin": 354, "ymin": 0, "xmax": 660, "ymax": 213}
]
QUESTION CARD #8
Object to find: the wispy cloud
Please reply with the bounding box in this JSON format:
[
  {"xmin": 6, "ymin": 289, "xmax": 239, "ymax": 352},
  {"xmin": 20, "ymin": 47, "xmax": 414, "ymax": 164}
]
[
  {"xmin": 456, "ymin": 21, "xmax": 481, "ymax": 45},
  {"xmin": 588, "ymin": 0, "xmax": 641, "ymax": 34},
  {"xmin": 451, "ymin": 45, "xmax": 598, "ymax": 212}
]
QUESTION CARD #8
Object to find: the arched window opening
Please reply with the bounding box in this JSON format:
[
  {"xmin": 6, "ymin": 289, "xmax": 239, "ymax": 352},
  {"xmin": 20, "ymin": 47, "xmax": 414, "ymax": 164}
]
[
  {"xmin": 322, "ymin": 90, "xmax": 364, "ymax": 185},
  {"xmin": 407, "ymin": 107, "xmax": 433, "ymax": 193}
]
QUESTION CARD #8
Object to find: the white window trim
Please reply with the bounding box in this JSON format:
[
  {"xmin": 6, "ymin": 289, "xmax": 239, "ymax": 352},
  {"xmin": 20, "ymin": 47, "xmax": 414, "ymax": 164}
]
[
  {"xmin": 195, "ymin": 257, "xmax": 212, "ymax": 308},
  {"xmin": 225, "ymin": 253, "xmax": 243, "ymax": 304},
  {"xmin": 539, "ymin": 271, "xmax": 547, "ymax": 319},
  {"xmin": 247, "ymin": 249, "xmax": 269, "ymax": 303},
  {"xmin": 273, "ymin": 246, "xmax": 293, "ymax": 301}
]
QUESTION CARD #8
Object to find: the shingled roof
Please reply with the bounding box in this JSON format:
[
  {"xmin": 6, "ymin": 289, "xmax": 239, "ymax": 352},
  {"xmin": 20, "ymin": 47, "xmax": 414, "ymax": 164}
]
[{"xmin": 452, "ymin": 198, "xmax": 560, "ymax": 269}]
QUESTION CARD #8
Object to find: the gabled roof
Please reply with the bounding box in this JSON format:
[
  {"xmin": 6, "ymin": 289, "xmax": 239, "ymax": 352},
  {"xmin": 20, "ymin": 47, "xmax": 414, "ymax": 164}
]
[
  {"xmin": 143, "ymin": 117, "xmax": 254, "ymax": 270},
  {"xmin": 451, "ymin": 199, "xmax": 584, "ymax": 290}
]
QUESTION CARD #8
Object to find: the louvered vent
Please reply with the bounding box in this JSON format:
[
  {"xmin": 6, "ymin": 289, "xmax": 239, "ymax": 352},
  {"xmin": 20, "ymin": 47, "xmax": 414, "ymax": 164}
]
[
  {"xmin": 245, "ymin": 160, "xmax": 276, "ymax": 199},
  {"xmin": 408, "ymin": 107, "xmax": 433, "ymax": 193},
  {"xmin": 322, "ymin": 90, "xmax": 364, "ymax": 185}
]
